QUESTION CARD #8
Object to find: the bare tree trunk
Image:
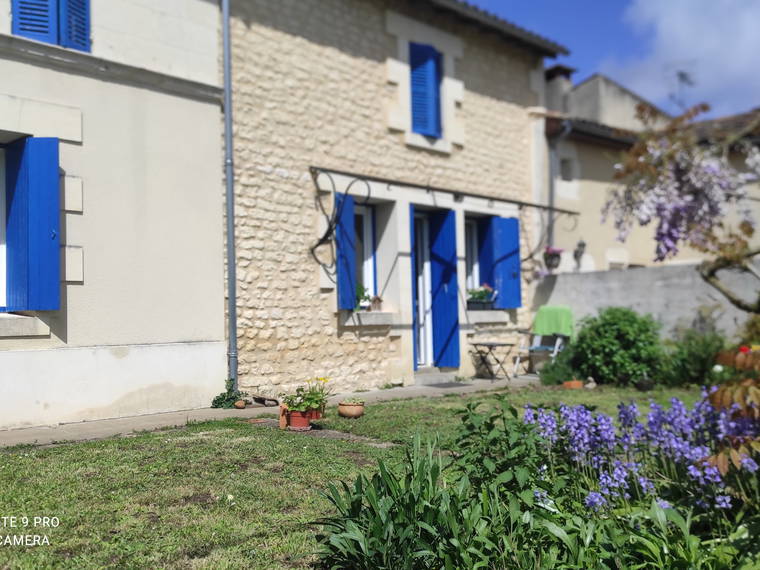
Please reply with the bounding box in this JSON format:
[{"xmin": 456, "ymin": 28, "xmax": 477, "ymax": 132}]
[{"xmin": 698, "ymin": 248, "xmax": 760, "ymax": 314}]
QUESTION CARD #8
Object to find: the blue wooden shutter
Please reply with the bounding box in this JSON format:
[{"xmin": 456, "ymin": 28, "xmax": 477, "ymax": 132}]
[
  {"xmin": 429, "ymin": 209, "xmax": 459, "ymax": 367},
  {"xmin": 491, "ymin": 217, "xmax": 522, "ymax": 309},
  {"xmin": 409, "ymin": 43, "xmax": 442, "ymax": 139},
  {"xmin": 335, "ymin": 193, "xmax": 356, "ymax": 310},
  {"xmin": 4, "ymin": 137, "xmax": 61, "ymax": 311},
  {"xmin": 59, "ymin": 0, "xmax": 90, "ymax": 52},
  {"xmin": 12, "ymin": 0, "xmax": 58, "ymax": 44},
  {"xmin": 409, "ymin": 205, "xmax": 418, "ymax": 369}
]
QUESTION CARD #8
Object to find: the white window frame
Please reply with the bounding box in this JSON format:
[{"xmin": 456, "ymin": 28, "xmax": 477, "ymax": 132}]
[
  {"xmin": 414, "ymin": 214, "xmax": 433, "ymax": 366},
  {"xmin": 355, "ymin": 205, "xmax": 376, "ymax": 306},
  {"xmin": 465, "ymin": 219, "xmax": 479, "ymax": 291},
  {"xmin": 385, "ymin": 11, "xmax": 464, "ymax": 154},
  {"xmin": 0, "ymin": 149, "xmax": 6, "ymax": 308}
]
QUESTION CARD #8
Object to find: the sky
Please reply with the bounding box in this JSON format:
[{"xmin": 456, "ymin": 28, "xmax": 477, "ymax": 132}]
[{"xmin": 470, "ymin": 0, "xmax": 760, "ymax": 118}]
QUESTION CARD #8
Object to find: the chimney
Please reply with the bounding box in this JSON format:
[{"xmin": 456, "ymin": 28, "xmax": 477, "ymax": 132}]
[{"xmin": 545, "ymin": 64, "xmax": 575, "ymax": 113}]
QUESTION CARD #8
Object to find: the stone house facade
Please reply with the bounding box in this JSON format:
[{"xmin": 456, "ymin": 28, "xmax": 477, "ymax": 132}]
[{"xmin": 228, "ymin": 0, "xmax": 568, "ymax": 394}]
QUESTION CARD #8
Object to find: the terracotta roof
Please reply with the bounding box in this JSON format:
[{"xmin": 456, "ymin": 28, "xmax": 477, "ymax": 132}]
[
  {"xmin": 425, "ymin": 0, "xmax": 569, "ymax": 57},
  {"xmin": 546, "ymin": 116, "xmax": 636, "ymax": 148},
  {"xmin": 694, "ymin": 107, "xmax": 760, "ymax": 142}
]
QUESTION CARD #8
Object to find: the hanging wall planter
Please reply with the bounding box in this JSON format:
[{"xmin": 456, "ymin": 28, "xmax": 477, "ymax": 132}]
[{"xmin": 543, "ymin": 247, "xmax": 563, "ymax": 270}]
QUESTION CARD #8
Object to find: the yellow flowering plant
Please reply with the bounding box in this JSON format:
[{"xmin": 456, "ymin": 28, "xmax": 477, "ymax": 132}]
[{"xmin": 305, "ymin": 377, "xmax": 331, "ymax": 410}]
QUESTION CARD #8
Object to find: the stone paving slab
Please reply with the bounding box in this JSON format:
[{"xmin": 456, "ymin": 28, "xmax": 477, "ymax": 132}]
[{"xmin": 0, "ymin": 376, "xmax": 538, "ymax": 448}]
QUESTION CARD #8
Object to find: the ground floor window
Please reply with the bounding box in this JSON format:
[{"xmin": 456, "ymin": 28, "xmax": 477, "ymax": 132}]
[
  {"xmin": 465, "ymin": 218, "xmax": 479, "ymax": 290},
  {"xmin": 354, "ymin": 205, "xmax": 376, "ymax": 307}
]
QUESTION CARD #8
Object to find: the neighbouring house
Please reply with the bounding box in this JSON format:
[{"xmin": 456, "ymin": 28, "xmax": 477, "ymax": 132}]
[
  {"xmin": 0, "ymin": 0, "xmax": 226, "ymax": 429},
  {"xmin": 541, "ymin": 69, "xmax": 760, "ymax": 273},
  {"xmin": 227, "ymin": 0, "xmax": 569, "ymax": 394}
]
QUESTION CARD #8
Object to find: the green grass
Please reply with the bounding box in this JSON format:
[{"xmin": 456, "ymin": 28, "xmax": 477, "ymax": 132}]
[
  {"xmin": 319, "ymin": 384, "xmax": 702, "ymax": 445},
  {"xmin": 0, "ymin": 385, "xmax": 701, "ymax": 569}
]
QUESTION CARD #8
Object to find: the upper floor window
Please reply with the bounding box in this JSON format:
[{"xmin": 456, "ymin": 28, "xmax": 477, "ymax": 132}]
[
  {"xmin": 409, "ymin": 43, "xmax": 442, "ymax": 139},
  {"xmin": 12, "ymin": 0, "xmax": 91, "ymax": 52}
]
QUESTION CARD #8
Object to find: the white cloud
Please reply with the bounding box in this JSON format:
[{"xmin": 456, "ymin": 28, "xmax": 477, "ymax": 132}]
[{"xmin": 600, "ymin": 0, "xmax": 760, "ymax": 117}]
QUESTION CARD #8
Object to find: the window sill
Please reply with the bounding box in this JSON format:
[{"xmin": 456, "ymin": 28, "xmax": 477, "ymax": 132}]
[
  {"xmin": 465, "ymin": 310, "xmax": 511, "ymax": 325},
  {"xmin": 0, "ymin": 313, "xmax": 50, "ymax": 338},
  {"xmin": 339, "ymin": 311, "xmax": 400, "ymax": 328}
]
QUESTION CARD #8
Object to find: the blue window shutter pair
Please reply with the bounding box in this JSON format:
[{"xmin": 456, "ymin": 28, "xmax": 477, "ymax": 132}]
[
  {"xmin": 429, "ymin": 209, "xmax": 459, "ymax": 367},
  {"xmin": 479, "ymin": 217, "xmax": 522, "ymax": 309},
  {"xmin": 409, "ymin": 43, "xmax": 442, "ymax": 139},
  {"xmin": 12, "ymin": 0, "xmax": 90, "ymax": 52},
  {"xmin": 335, "ymin": 193, "xmax": 356, "ymax": 310},
  {"xmin": 3, "ymin": 137, "xmax": 61, "ymax": 312}
]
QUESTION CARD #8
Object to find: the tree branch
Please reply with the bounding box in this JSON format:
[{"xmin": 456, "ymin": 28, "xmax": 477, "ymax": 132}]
[{"xmin": 699, "ymin": 248, "xmax": 760, "ymax": 314}]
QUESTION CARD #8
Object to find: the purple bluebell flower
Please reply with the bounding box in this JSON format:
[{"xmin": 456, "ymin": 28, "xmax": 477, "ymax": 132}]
[
  {"xmin": 656, "ymin": 499, "xmax": 671, "ymax": 509},
  {"xmin": 524, "ymin": 405, "xmax": 535, "ymax": 424},
  {"xmin": 741, "ymin": 455, "xmax": 758, "ymax": 473},
  {"xmin": 638, "ymin": 476, "xmax": 655, "ymax": 494},
  {"xmin": 584, "ymin": 492, "xmax": 606, "ymax": 511},
  {"xmin": 715, "ymin": 495, "xmax": 732, "ymax": 509},
  {"xmin": 536, "ymin": 408, "xmax": 559, "ymax": 444}
]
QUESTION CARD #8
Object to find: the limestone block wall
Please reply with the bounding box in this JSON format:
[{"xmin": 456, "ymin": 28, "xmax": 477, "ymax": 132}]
[{"xmin": 229, "ymin": 0, "xmax": 544, "ymax": 395}]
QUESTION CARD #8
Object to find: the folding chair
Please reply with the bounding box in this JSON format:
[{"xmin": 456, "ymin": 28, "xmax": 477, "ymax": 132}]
[
  {"xmin": 512, "ymin": 331, "xmax": 567, "ymax": 375},
  {"xmin": 512, "ymin": 305, "xmax": 574, "ymax": 376}
]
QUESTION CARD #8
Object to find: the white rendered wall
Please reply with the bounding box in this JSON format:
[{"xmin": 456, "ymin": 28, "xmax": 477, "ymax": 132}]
[{"xmin": 0, "ymin": 55, "xmax": 225, "ymax": 429}]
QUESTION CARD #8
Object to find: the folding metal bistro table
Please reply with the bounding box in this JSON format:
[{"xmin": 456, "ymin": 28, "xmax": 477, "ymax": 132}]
[{"xmin": 470, "ymin": 341, "xmax": 515, "ymax": 380}]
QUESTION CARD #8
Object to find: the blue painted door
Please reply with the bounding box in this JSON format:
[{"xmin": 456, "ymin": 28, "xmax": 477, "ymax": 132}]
[{"xmin": 429, "ymin": 209, "xmax": 460, "ymax": 368}]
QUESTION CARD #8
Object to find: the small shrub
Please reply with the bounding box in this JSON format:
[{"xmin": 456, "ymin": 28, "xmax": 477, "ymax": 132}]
[
  {"xmin": 539, "ymin": 347, "xmax": 577, "ymax": 386},
  {"xmin": 739, "ymin": 314, "xmax": 760, "ymax": 345},
  {"xmin": 662, "ymin": 329, "xmax": 725, "ymax": 387},
  {"xmin": 570, "ymin": 307, "xmax": 662, "ymax": 385},
  {"xmin": 210, "ymin": 378, "xmax": 243, "ymax": 408}
]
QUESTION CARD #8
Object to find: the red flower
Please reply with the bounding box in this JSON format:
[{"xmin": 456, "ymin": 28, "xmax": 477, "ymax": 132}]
[{"xmin": 739, "ymin": 345, "xmax": 751, "ymax": 354}]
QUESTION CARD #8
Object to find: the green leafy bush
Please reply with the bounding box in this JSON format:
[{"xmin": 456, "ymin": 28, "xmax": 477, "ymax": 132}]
[
  {"xmin": 210, "ymin": 378, "xmax": 243, "ymax": 408},
  {"xmin": 662, "ymin": 329, "xmax": 725, "ymax": 386},
  {"xmin": 570, "ymin": 307, "xmax": 662, "ymax": 386},
  {"xmin": 538, "ymin": 347, "xmax": 577, "ymax": 386}
]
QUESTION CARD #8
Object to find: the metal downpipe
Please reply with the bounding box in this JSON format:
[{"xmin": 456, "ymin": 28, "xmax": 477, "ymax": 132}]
[{"xmin": 222, "ymin": 0, "xmax": 238, "ymax": 388}]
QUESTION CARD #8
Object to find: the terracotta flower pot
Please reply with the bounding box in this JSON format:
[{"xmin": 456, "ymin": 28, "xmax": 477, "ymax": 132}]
[
  {"xmin": 338, "ymin": 402, "xmax": 365, "ymax": 418},
  {"xmin": 233, "ymin": 400, "xmax": 246, "ymax": 409},
  {"xmin": 288, "ymin": 410, "xmax": 311, "ymax": 430},
  {"xmin": 307, "ymin": 409, "xmax": 323, "ymax": 420},
  {"xmin": 563, "ymin": 380, "xmax": 584, "ymax": 390}
]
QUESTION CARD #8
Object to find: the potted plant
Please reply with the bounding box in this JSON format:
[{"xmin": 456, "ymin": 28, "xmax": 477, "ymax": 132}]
[
  {"xmin": 338, "ymin": 398, "xmax": 365, "ymax": 418},
  {"xmin": 281, "ymin": 392, "xmax": 312, "ymax": 430},
  {"xmin": 467, "ymin": 284, "xmax": 496, "ymax": 310},
  {"xmin": 369, "ymin": 295, "xmax": 383, "ymax": 312},
  {"xmin": 355, "ymin": 284, "xmax": 371, "ymax": 311},
  {"xmin": 543, "ymin": 246, "xmax": 563, "ymax": 270},
  {"xmin": 304, "ymin": 376, "xmax": 330, "ymax": 419}
]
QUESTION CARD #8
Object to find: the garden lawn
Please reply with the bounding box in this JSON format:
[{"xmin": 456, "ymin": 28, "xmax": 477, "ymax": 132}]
[
  {"xmin": 319, "ymin": 384, "xmax": 702, "ymax": 446},
  {"xmin": 0, "ymin": 385, "xmax": 700, "ymax": 569}
]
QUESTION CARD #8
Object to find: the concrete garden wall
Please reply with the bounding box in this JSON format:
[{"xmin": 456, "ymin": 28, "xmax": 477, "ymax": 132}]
[{"xmin": 533, "ymin": 264, "xmax": 755, "ymax": 338}]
